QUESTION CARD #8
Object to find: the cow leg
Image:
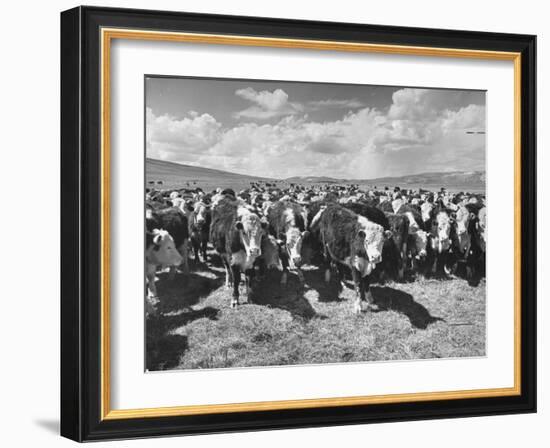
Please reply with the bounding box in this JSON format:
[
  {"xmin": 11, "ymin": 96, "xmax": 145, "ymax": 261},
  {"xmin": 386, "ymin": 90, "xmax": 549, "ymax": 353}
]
[
  {"xmin": 280, "ymin": 250, "xmax": 289, "ymax": 285},
  {"xmin": 178, "ymin": 240, "xmax": 190, "ymax": 276},
  {"xmin": 190, "ymin": 233, "xmax": 200, "ymax": 263},
  {"xmin": 201, "ymin": 236, "xmax": 208, "ymax": 262},
  {"xmin": 244, "ymin": 269, "xmax": 254, "ymax": 302},
  {"xmin": 296, "ymin": 268, "xmax": 304, "ymax": 284},
  {"xmin": 351, "ymin": 268, "xmax": 364, "ymax": 314},
  {"xmin": 364, "ymin": 276, "xmax": 378, "ymax": 311},
  {"xmin": 399, "ymin": 242, "xmax": 407, "ymax": 280},
  {"xmin": 231, "ymin": 264, "xmax": 241, "ymax": 308},
  {"xmin": 335, "ymin": 263, "xmax": 347, "ymax": 290}
]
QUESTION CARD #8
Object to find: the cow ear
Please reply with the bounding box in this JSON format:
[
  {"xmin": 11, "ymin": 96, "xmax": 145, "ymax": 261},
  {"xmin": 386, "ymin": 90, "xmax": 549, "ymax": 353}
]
[
  {"xmin": 470, "ymin": 212, "xmax": 476, "ymax": 220},
  {"xmin": 302, "ymin": 230, "xmax": 310, "ymax": 239},
  {"xmin": 260, "ymin": 218, "xmax": 268, "ymax": 229},
  {"xmin": 384, "ymin": 230, "xmax": 393, "ymax": 239},
  {"xmin": 153, "ymin": 233, "xmax": 162, "ymax": 251},
  {"xmin": 357, "ymin": 230, "xmax": 366, "ymax": 239},
  {"xmin": 235, "ymin": 222, "xmax": 244, "ymax": 231}
]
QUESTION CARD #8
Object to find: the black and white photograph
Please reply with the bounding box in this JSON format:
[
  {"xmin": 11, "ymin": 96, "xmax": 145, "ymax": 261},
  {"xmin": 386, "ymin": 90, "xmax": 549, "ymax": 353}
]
[{"xmin": 144, "ymin": 76, "xmax": 487, "ymax": 371}]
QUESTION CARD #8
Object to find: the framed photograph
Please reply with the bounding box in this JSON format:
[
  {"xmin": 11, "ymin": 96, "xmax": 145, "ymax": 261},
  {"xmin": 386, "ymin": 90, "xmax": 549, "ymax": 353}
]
[{"xmin": 60, "ymin": 6, "xmax": 536, "ymax": 441}]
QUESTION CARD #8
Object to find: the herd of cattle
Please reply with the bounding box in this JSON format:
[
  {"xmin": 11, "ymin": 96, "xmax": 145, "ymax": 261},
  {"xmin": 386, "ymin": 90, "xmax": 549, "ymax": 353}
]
[{"xmin": 145, "ymin": 182, "xmax": 486, "ymax": 315}]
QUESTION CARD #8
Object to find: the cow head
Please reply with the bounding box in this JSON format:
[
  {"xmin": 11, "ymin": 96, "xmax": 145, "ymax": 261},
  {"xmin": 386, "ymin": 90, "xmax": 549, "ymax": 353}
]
[
  {"xmin": 432, "ymin": 211, "xmax": 452, "ymax": 253},
  {"xmin": 413, "ymin": 230, "xmax": 429, "ymax": 259},
  {"xmin": 476, "ymin": 207, "xmax": 487, "ymax": 252},
  {"xmin": 284, "ymin": 228, "xmax": 309, "ymax": 268},
  {"xmin": 421, "ymin": 201, "xmax": 434, "ymax": 223},
  {"xmin": 356, "ymin": 217, "xmax": 388, "ymax": 267},
  {"xmin": 236, "ymin": 211, "xmax": 267, "ymax": 259},
  {"xmin": 454, "ymin": 206, "xmax": 473, "ymax": 254},
  {"xmin": 147, "ymin": 229, "xmax": 183, "ymax": 267},
  {"xmin": 193, "ymin": 201, "xmax": 209, "ymax": 228}
]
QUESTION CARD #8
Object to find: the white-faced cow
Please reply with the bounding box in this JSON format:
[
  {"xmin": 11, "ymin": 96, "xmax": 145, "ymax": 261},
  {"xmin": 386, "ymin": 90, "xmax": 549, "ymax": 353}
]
[
  {"xmin": 313, "ymin": 205, "xmax": 391, "ymax": 314},
  {"xmin": 266, "ymin": 200, "xmax": 309, "ymax": 284},
  {"xmin": 429, "ymin": 209, "xmax": 454, "ymax": 275},
  {"xmin": 189, "ymin": 200, "xmax": 211, "ymax": 263},
  {"xmin": 145, "ymin": 229, "xmax": 183, "ymax": 313},
  {"xmin": 210, "ymin": 198, "xmax": 267, "ymax": 307},
  {"xmin": 146, "ymin": 207, "xmax": 190, "ymax": 277}
]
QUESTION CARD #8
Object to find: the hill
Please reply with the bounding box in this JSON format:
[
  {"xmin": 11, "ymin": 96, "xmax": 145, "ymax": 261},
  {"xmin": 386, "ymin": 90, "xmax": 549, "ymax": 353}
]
[
  {"xmin": 287, "ymin": 171, "xmax": 485, "ymax": 193},
  {"xmin": 146, "ymin": 158, "xmax": 275, "ymax": 191},
  {"xmin": 147, "ymin": 158, "xmax": 485, "ymax": 193}
]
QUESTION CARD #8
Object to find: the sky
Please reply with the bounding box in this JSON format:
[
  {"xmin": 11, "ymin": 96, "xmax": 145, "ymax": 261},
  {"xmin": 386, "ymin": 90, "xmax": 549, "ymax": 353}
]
[{"xmin": 145, "ymin": 76, "xmax": 486, "ymax": 179}]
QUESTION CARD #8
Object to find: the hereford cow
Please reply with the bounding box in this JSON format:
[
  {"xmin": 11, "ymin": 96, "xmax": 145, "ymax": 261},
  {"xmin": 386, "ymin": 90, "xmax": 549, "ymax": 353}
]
[
  {"xmin": 146, "ymin": 207, "xmax": 190, "ymax": 276},
  {"xmin": 429, "ymin": 209, "xmax": 454, "ymax": 275},
  {"xmin": 312, "ymin": 205, "xmax": 391, "ymax": 314},
  {"xmin": 189, "ymin": 200, "xmax": 211, "ymax": 262},
  {"xmin": 145, "ymin": 229, "xmax": 183, "ymax": 312},
  {"xmin": 210, "ymin": 198, "xmax": 267, "ymax": 307},
  {"xmin": 267, "ymin": 200, "xmax": 309, "ymax": 284}
]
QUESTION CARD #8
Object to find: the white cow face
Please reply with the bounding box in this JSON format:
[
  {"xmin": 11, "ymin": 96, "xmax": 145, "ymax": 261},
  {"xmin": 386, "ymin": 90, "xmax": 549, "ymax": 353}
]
[
  {"xmin": 433, "ymin": 212, "xmax": 452, "ymax": 253},
  {"xmin": 421, "ymin": 202, "xmax": 434, "ymax": 223},
  {"xmin": 285, "ymin": 228, "xmax": 309, "ymax": 268},
  {"xmin": 193, "ymin": 202, "xmax": 208, "ymax": 227},
  {"xmin": 413, "ymin": 230, "xmax": 429, "ymax": 258},
  {"xmin": 357, "ymin": 217, "xmax": 387, "ymax": 266},
  {"xmin": 236, "ymin": 213, "xmax": 266, "ymax": 259},
  {"xmin": 477, "ymin": 207, "xmax": 487, "ymax": 252},
  {"xmin": 455, "ymin": 206, "xmax": 471, "ymax": 235},
  {"xmin": 148, "ymin": 230, "xmax": 183, "ymax": 267}
]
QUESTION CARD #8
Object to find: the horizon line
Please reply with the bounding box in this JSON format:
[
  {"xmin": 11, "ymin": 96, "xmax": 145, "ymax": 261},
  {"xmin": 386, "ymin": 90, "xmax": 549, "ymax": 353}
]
[{"xmin": 146, "ymin": 157, "xmax": 486, "ymax": 182}]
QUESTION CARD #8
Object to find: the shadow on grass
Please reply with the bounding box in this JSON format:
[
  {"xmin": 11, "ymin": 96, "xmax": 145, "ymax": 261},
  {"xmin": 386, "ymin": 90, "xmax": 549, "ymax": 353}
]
[
  {"xmin": 302, "ymin": 268, "xmax": 345, "ymax": 303},
  {"xmin": 371, "ymin": 286, "xmax": 445, "ymax": 330},
  {"xmin": 250, "ymin": 270, "xmax": 321, "ymax": 321},
  {"xmin": 146, "ymin": 307, "xmax": 219, "ymax": 371},
  {"xmin": 155, "ymin": 270, "xmax": 224, "ymax": 313}
]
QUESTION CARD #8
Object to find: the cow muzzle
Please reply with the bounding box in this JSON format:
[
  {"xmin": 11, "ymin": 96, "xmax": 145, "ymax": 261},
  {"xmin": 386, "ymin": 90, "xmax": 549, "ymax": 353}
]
[
  {"xmin": 369, "ymin": 253, "xmax": 382, "ymax": 264},
  {"xmin": 247, "ymin": 247, "xmax": 261, "ymax": 258}
]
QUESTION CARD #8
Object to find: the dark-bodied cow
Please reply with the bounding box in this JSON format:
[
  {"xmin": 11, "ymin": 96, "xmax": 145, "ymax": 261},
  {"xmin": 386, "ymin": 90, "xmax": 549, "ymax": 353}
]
[
  {"xmin": 210, "ymin": 198, "xmax": 267, "ymax": 307},
  {"xmin": 313, "ymin": 205, "xmax": 391, "ymax": 314},
  {"xmin": 381, "ymin": 213, "xmax": 409, "ymax": 280},
  {"xmin": 146, "ymin": 207, "xmax": 190, "ymax": 276},
  {"xmin": 267, "ymin": 200, "xmax": 309, "ymax": 284},
  {"xmin": 190, "ymin": 200, "xmax": 211, "ymax": 263}
]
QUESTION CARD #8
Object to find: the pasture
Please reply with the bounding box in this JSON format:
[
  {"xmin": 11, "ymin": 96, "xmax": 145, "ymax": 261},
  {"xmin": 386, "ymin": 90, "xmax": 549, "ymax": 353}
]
[{"xmin": 146, "ymin": 253, "xmax": 486, "ymax": 371}]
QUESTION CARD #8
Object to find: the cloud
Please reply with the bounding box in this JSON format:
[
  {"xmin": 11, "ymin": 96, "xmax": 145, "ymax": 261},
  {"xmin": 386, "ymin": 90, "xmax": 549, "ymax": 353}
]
[
  {"xmin": 234, "ymin": 87, "xmax": 303, "ymax": 120},
  {"xmin": 307, "ymin": 99, "xmax": 366, "ymax": 110},
  {"xmin": 146, "ymin": 108, "xmax": 221, "ymax": 161},
  {"xmin": 147, "ymin": 87, "xmax": 485, "ymax": 178}
]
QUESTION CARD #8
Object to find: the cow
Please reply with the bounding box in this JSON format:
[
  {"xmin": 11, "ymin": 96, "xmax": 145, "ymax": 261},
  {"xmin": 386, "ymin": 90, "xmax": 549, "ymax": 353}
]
[
  {"xmin": 420, "ymin": 201, "xmax": 434, "ymax": 227},
  {"xmin": 267, "ymin": 200, "xmax": 309, "ymax": 284},
  {"xmin": 407, "ymin": 229, "xmax": 431, "ymax": 276},
  {"xmin": 210, "ymin": 197, "xmax": 267, "ymax": 307},
  {"xmin": 145, "ymin": 229, "xmax": 183, "ymax": 313},
  {"xmin": 146, "ymin": 207, "xmax": 190, "ymax": 276},
  {"xmin": 381, "ymin": 213, "xmax": 409, "ymax": 280},
  {"xmin": 429, "ymin": 209, "xmax": 454, "ymax": 275},
  {"xmin": 312, "ymin": 204, "xmax": 391, "ymax": 314},
  {"xmin": 189, "ymin": 200, "xmax": 211, "ymax": 263}
]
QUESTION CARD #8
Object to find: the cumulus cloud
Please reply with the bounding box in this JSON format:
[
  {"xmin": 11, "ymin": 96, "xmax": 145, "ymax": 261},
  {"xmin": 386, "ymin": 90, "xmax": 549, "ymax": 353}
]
[
  {"xmin": 147, "ymin": 87, "xmax": 485, "ymax": 178},
  {"xmin": 307, "ymin": 99, "xmax": 366, "ymax": 110},
  {"xmin": 234, "ymin": 87, "xmax": 303, "ymax": 120}
]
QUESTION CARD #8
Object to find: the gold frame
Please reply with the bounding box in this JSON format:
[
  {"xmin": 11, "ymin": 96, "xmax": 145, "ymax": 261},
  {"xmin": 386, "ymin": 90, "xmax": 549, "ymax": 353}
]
[{"xmin": 100, "ymin": 27, "xmax": 522, "ymax": 421}]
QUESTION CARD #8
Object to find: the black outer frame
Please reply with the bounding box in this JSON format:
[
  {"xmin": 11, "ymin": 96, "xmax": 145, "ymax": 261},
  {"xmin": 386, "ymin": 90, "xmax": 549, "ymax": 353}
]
[{"xmin": 60, "ymin": 5, "xmax": 536, "ymax": 442}]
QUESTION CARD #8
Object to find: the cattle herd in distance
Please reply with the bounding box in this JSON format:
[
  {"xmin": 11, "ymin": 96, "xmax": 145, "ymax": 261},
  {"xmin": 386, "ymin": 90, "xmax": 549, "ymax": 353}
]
[{"xmin": 145, "ymin": 179, "xmax": 487, "ymax": 316}]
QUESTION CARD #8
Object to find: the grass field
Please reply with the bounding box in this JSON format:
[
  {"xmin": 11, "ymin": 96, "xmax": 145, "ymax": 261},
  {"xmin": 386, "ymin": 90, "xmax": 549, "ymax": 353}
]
[{"xmin": 146, "ymin": 253, "xmax": 486, "ymax": 371}]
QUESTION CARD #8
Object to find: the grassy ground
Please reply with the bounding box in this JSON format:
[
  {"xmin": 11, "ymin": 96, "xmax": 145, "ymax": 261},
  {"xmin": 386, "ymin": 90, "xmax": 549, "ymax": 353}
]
[{"xmin": 146, "ymin": 254, "xmax": 486, "ymax": 371}]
